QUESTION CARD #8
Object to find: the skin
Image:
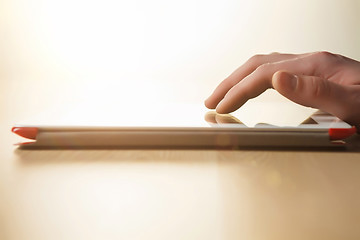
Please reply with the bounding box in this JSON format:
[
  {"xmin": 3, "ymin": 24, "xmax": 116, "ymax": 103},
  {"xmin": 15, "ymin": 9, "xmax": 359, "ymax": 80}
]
[{"xmin": 205, "ymin": 51, "xmax": 360, "ymax": 129}]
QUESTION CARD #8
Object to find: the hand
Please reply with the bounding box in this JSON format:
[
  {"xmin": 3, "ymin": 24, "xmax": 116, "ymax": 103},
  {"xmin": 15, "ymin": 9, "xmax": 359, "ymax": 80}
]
[{"xmin": 205, "ymin": 51, "xmax": 360, "ymax": 128}]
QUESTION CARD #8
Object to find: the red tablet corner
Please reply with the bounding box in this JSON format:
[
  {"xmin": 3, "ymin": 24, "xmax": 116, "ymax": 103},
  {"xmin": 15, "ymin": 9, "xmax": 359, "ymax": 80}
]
[
  {"xmin": 329, "ymin": 127, "xmax": 357, "ymax": 141},
  {"xmin": 12, "ymin": 127, "xmax": 38, "ymax": 140}
]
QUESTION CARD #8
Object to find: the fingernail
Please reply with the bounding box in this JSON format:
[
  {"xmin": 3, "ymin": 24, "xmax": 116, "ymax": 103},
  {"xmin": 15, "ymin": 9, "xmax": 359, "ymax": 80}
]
[{"xmin": 285, "ymin": 73, "xmax": 298, "ymax": 90}]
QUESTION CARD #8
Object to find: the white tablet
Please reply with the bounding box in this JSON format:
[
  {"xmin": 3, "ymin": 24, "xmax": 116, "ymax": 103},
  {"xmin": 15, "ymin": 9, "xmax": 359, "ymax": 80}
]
[{"xmin": 12, "ymin": 103, "xmax": 356, "ymax": 148}]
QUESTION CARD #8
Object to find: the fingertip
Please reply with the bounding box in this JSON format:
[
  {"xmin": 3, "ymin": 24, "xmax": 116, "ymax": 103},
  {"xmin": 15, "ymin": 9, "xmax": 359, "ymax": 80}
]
[
  {"xmin": 215, "ymin": 104, "xmax": 225, "ymax": 114},
  {"xmin": 204, "ymin": 98, "xmax": 216, "ymax": 109},
  {"xmin": 215, "ymin": 108, "xmax": 227, "ymax": 114},
  {"xmin": 272, "ymin": 71, "xmax": 298, "ymax": 93},
  {"xmin": 215, "ymin": 100, "xmax": 230, "ymax": 114}
]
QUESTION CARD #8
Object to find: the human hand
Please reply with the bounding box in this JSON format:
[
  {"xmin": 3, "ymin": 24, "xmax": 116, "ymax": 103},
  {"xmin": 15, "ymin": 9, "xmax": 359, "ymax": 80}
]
[{"xmin": 205, "ymin": 51, "xmax": 360, "ymax": 128}]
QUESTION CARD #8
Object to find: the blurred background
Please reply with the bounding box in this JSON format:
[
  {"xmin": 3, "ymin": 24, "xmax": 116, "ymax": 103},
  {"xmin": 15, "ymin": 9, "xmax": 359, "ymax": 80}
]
[{"xmin": 1, "ymin": 0, "xmax": 360, "ymax": 120}]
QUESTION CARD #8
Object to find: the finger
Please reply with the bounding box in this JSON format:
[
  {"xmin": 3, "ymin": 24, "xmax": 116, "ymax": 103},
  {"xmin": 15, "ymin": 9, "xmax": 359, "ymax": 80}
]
[
  {"xmin": 272, "ymin": 71, "xmax": 360, "ymax": 126},
  {"xmin": 204, "ymin": 52, "xmax": 310, "ymax": 109},
  {"xmin": 215, "ymin": 53, "xmax": 327, "ymax": 113}
]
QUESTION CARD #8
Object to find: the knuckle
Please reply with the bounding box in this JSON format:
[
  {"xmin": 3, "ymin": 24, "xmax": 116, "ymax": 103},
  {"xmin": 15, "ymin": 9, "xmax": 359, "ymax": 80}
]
[
  {"xmin": 247, "ymin": 52, "xmax": 279, "ymax": 66},
  {"xmin": 314, "ymin": 51, "xmax": 342, "ymax": 63},
  {"xmin": 256, "ymin": 62, "xmax": 273, "ymax": 73},
  {"xmin": 269, "ymin": 52, "xmax": 280, "ymax": 55},
  {"xmin": 311, "ymin": 51, "xmax": 344, "ymax": 75},
  {"xmin": 248, "ymin": 54, "xmax": 264, "ymax": 65},
  {"xmin": 315, "ymin": 51, "xmax": 334, "ymax": 58},
  {"xmin": 311, "ymin": 78, "xmax": 331, "ymax": 98}
]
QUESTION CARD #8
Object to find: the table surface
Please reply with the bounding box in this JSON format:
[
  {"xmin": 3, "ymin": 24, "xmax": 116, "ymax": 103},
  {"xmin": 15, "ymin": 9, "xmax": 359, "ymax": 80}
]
[{"xmin": 1, "ymin": 78, "xmax": 360, "ymax": 240}]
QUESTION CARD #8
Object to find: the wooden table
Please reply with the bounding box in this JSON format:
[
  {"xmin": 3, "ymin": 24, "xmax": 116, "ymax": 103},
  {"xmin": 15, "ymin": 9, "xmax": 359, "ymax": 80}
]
[{"xmin": 1, "ymin": 77, "xmax": 360, "ymax": 240}]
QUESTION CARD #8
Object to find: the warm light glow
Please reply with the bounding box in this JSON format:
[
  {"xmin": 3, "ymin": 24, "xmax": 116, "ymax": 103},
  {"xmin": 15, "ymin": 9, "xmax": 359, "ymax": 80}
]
[{"xmin": 2, "ymin": 0, "xmax": 360, "ymax": 119}]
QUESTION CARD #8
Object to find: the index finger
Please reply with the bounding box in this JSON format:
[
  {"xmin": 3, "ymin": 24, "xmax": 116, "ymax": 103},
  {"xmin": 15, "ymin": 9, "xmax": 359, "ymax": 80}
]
[
  {"xmin": 215, "ymin": 53, "xmax": 320, "ymax": 113},
  {"xmin": 205, "ymin": 52, "xmax": 310, "ymax": 109}
]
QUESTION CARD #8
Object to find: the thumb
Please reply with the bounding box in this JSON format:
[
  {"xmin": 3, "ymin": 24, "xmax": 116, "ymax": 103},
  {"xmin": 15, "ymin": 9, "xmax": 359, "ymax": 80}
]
[{"xmin": 272, "ymin": 71, "xmax": 352, "ymax": 122}]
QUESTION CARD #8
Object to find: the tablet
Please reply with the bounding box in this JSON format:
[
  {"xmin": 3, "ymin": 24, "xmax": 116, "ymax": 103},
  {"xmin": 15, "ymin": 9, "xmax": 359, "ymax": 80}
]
[{"xmin": 12, "ymin": 103, "xmax": 356, "ymax": 148}]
